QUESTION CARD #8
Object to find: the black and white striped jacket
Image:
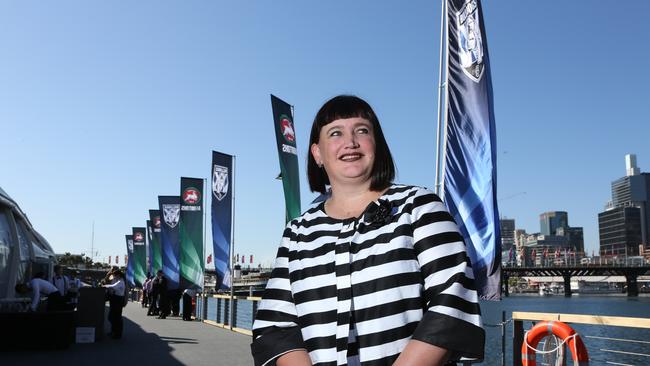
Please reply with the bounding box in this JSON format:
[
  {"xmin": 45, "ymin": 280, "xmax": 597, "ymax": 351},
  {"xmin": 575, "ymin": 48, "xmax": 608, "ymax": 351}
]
[{"xmin": 251, "ymin": 185, "xmax": 484, "ymax": 366}]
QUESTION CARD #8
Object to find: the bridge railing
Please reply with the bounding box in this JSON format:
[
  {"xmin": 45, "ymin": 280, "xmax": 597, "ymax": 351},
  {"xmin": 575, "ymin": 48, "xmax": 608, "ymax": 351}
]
[{"xmin": 512, "ymin": 311, "xmax": 650, "ymax": 366}]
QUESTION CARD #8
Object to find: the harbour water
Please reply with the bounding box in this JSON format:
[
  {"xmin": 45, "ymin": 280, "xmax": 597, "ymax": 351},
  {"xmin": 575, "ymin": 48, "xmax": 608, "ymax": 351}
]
[{"xmin": 479, "ymin": 295, "xmax": 650, "ymax": 366}]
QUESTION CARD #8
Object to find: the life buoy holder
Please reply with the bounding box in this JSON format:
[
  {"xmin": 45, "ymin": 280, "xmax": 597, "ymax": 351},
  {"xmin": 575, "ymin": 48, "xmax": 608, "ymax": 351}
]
[{"xmin": 521, "ymin": 320, "xmax": 589, "ymax": 366}]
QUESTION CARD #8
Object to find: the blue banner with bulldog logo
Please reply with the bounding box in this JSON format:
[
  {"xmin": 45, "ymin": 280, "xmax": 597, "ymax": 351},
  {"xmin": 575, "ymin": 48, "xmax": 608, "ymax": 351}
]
[
  {"xmin": 211, "ymin": 151, "xmax": 233, "ymax": 290},
  {"xmin": 158, "ymin": 195, "xmax": 181, "ymax": 290},
  {"xmin": 444, "ymin": 0, "xmax": 501, "ymax": 300}
]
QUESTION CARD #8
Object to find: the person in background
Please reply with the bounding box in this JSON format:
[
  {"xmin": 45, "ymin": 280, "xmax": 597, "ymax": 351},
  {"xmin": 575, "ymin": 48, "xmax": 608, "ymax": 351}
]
[
  {"xmin": 147, "ymin": 273, "xmax": 160, "ymax": 316},
  {"xmin": 52, "ymin": 265, "xmax": 69, "ymax": 298},
  {"xmin": 170, "ymin": 289, "xmax": 181, "ymax": 317},
  {"xmin": 15, "ymin": 272, "xmax": 66, "ymax": 312},
  {"xmin": 103, "ymin": 270, "xmax": 125, "ymax": 339},
  {"xmin": 155, "ymin": 270, "xmax": 169, "ymax": 319},
  {"xmin": 67, "ymin": 270, "xmax": 83, "ymax": 308},
  {"xmin": 182, "ymin": 287, "xmax": 196, "ymax": 321},
  {"xmin": 143, "ymin": 273, "xmax": 153, "ymax": 309},
  {"xmin": 100, "ymin": 266, "xmax": 118, "ymax": 286}
]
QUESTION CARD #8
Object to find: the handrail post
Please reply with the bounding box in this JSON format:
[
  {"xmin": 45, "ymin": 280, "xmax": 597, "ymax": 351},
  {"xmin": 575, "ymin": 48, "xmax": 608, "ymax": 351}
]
[
  {"xmin": 501, "ymin": 311, "xmax": 506, "ymax": 366},
  {"xmin": 513, "ymin": 319, "xmax": 523, "ymax": 366}
]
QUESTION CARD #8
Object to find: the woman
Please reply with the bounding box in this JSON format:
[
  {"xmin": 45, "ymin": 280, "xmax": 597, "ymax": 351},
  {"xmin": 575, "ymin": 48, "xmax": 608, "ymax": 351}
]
[
  {"xmin": 251, "ymin": 95, "xmax": 484, "ymax": 366},
  {"xmin": 103, "ymin": 270, "xmax": 125, "ymax": 339}
]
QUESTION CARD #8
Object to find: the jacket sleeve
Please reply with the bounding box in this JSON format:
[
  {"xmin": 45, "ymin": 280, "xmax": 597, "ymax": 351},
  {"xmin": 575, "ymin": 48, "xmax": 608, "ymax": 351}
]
[
  {"xmin": 251, "ymin": 222, "xmax": 306, "ymax": 366},
  {"xmin": 409, "ymin": 188, "xmax": 485, "ymax": 360}
]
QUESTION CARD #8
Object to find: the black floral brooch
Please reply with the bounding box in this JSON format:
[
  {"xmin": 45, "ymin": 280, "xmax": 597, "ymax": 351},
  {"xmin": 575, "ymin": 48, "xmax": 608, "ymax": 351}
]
[{"xmin": 364, "ymin": 199, "xmax": 396, "ymax": 230}]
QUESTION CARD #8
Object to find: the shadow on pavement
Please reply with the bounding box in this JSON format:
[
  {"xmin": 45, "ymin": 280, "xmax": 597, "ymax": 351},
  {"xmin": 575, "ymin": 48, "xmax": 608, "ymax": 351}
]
[{"xmin": 0, "ymin": 316, "xmax": 185, "ymax": 366}]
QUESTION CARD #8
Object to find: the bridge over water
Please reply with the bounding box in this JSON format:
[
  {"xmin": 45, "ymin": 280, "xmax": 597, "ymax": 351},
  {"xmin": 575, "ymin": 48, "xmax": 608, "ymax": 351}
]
[{"xmin": 503, "ymin": 265, "xmax": 650, "ymax": 297}]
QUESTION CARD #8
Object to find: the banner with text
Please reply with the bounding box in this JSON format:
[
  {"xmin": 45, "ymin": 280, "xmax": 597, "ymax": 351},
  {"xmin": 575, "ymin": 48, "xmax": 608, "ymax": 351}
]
[
  {"xmin": 158, "ymin": 195, "xmax": 181, "ymax": 290},
  {"xmin": 179, "ymin": 177, "xmax": 204, "ymax": 289},
  {"xmin": 132, "ymin": 227, "xmax": 147, "ymax": 288},
  {"xmin": 211, "ymin": 151, "xmax": 233, "ymax": 289},
  {"xmin": 271, "ymin": 95, "xmax": 301, "ymax": 222}
]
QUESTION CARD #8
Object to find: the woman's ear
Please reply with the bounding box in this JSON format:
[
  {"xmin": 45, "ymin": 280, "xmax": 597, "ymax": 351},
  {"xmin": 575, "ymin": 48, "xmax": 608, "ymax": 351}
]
[{"xmin": 311, "ymin": 143, "xmax": 322, "ymax": 166}]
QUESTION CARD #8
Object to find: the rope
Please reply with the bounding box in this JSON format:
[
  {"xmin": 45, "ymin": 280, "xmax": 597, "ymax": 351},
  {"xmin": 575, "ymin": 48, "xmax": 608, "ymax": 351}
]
[{"xmin": 523, "ymin": 331, "xmax": 579, "ymax": 355}]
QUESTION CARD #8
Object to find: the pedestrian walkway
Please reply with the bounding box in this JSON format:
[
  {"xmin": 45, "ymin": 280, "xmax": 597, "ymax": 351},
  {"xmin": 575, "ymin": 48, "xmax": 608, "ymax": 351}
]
[{"xmin": 1, "ymin": 302, "xmax": 254, "ymax": 366}]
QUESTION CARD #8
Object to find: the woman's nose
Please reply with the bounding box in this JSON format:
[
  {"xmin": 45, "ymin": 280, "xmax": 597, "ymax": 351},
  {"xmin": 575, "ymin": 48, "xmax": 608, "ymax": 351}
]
[{"xmin": 344, "ymin": 132, "xmax": 359, "ymax": 148}]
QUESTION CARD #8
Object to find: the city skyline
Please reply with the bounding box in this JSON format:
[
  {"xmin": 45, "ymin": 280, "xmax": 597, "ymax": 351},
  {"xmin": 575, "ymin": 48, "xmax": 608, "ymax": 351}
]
[{"xmin": 2, "ymin": 1, "xmax": 650, "ymax": 266}]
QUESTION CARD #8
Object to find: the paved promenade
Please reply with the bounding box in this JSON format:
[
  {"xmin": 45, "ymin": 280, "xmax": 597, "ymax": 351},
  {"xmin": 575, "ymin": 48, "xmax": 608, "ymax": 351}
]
[{"xmin": 2, "ymin": 302, "xmax": 254, "ymax": 366}]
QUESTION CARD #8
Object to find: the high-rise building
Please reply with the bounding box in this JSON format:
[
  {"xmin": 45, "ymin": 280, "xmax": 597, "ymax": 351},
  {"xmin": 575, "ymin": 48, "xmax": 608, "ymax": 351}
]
[
  {"xmin": 567, "ymin": 227, "xmax": 584, "ymax": 253},
  {"xmin": 500, "ymin": 218, "xmax": 515, "ymax": 265},
  {"xmin": 598, "ymin": 206, "xmax": 642, "ymax": 256},
  {"xmin": 598, "ymin": 154, "xmax": 649, "ymax": 256},
  {"xmin": 500, "ymin": 218, "xmax": 515, "ymax": 251},
  {"xmin": 540, "ymin": 211, "xmax": 568, "ymax": 236}
]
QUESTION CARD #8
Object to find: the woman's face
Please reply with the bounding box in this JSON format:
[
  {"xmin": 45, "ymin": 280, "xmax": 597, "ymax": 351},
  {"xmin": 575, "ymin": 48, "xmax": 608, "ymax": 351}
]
[{"xmin": 311, "ymin": 117, "xmax": 376, "ymax": 188}]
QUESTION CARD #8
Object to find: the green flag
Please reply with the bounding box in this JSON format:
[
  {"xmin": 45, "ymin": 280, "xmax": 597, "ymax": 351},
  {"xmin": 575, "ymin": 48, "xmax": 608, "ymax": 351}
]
[
  {"xmin": 131, "ymin": 227, "xmax": 147, "ymax": 287},
  {"xmin": 271, "ymin": 95, "xmax": 301, "ymax": 222},
  {"xmin": 179, "ymin": 177, "xmax": 204, "ymax": 289},
  {"xmin": 149, "ymin": 209, "xmax": 163, "ymax": 274}
]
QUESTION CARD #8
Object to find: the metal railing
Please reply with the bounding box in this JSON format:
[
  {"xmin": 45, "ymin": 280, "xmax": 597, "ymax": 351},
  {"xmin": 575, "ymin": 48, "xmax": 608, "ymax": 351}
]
[{"xmin": 195, "ymin": 294, "xmax": 260, "ymax": 336}]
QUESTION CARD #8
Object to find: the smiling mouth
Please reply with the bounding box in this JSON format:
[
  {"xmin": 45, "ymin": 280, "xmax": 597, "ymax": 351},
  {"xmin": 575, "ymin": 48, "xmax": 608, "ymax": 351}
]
[{"xmin": 339, "ymin": 153, "xmax": 363, "ymax": 162}]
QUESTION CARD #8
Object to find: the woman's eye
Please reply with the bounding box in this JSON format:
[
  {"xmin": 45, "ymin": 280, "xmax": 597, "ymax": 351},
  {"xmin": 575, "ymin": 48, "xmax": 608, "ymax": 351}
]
[
  {"xmin": 357, "ymin": 127, "xmax": 369, "ymax": 134},
  {"xmin": 329, "ymin": 130, "xmax": 341, "ymax": 137}
]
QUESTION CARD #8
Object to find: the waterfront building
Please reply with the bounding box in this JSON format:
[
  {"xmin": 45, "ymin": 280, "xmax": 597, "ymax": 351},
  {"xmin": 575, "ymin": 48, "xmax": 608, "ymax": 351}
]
[
  {"xmin": 500, "ymin": 218, "xmax": 516, "ymax": 265},
  {"xmin": 598, "ymin": 154, "xmax": 649, "ymax": 256},
  {"xmin": 598, "ymin": 206, "xmax": 642, "ymax": 256},
  {"xmin": 540, "ymin": 211, "xmax": 568, "ymax": 236},
  {"xmin": 530, "ymin": 211, "xmax": 584, "ymax": 264},
  {"xmin": 514, "ymin": 229, "xmax": 527, "ymax": 266},
  {"xmin": 556, "ymin": 226, "xmax": 585, "ymax": 253}
]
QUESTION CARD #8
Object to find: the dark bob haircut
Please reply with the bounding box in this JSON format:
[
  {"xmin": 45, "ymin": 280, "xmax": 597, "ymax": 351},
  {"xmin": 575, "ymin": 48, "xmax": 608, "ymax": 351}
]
[{"xmin": 307, "ymin": 95, "xmax": 395, "ymax": 194}]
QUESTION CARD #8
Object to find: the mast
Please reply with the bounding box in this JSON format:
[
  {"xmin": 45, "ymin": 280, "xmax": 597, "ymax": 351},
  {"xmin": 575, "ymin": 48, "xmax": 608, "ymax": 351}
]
[
  {"xmin": 229, "ymin": 155, "xmax": 236, "ymax": 330},
  {"xmin": 202, "ymin": 178, "xmax": 207, "ymax": 292},
  {"xmin": 434, "ymin": 0, "xmax": 448, "ymax": 196},
  {"xmin": 440, "ymin": 0, "xmax": 451, "ymax": 198}
]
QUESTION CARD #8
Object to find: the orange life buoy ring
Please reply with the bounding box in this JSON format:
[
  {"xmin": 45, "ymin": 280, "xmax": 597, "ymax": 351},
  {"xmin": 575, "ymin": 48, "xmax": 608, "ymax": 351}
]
[{"xmin": 521, "ymin": 320, "xmax": 589, "ymax": 366}]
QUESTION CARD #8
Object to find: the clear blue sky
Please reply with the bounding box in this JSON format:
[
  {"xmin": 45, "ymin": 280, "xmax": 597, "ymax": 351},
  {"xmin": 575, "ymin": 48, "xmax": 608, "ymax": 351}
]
[{"xmin": 2, "ymin": 1, "xmax": 649, "ymax": 266}]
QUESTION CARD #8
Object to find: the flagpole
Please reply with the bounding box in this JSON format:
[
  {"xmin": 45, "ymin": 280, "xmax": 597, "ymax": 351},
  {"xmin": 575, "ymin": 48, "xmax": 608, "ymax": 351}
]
[
  {"xmin": 440, "ymin": 0, "xmax": 450, "ymax": 198},
  {"xmin": 202, "ymin": 178, "xmax": 207, "ymax": 293},
  {"xmin": 229, "ymin": 155, "xmax": 236, "ymax": 330},
  {"xmin": 434, "ymin": 0, "xmax": 447, "ymax": 196}
]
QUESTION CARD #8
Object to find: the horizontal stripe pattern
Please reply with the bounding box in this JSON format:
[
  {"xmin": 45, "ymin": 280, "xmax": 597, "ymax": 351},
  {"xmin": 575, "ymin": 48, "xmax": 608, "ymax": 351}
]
[{"xmin": 252, "ymin": 185, "xmax": 484, "ymax": 366}]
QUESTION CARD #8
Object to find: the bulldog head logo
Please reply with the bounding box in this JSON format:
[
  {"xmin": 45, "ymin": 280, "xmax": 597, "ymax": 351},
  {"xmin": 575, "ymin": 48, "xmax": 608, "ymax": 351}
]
[
  {"xmin": 456, "ymin": 0, "xmax": 484, "ymax": 82},
  {"xmin": 162, "ymin": 204, "xmax": 180, "ymax": 228},
  {"xmin": 134, "ymin": 232, "xmax": 144, "ymax": 242},
  {"xmin": 212, "ymin": 165, "xmax": 229, "ymax": 201}
]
